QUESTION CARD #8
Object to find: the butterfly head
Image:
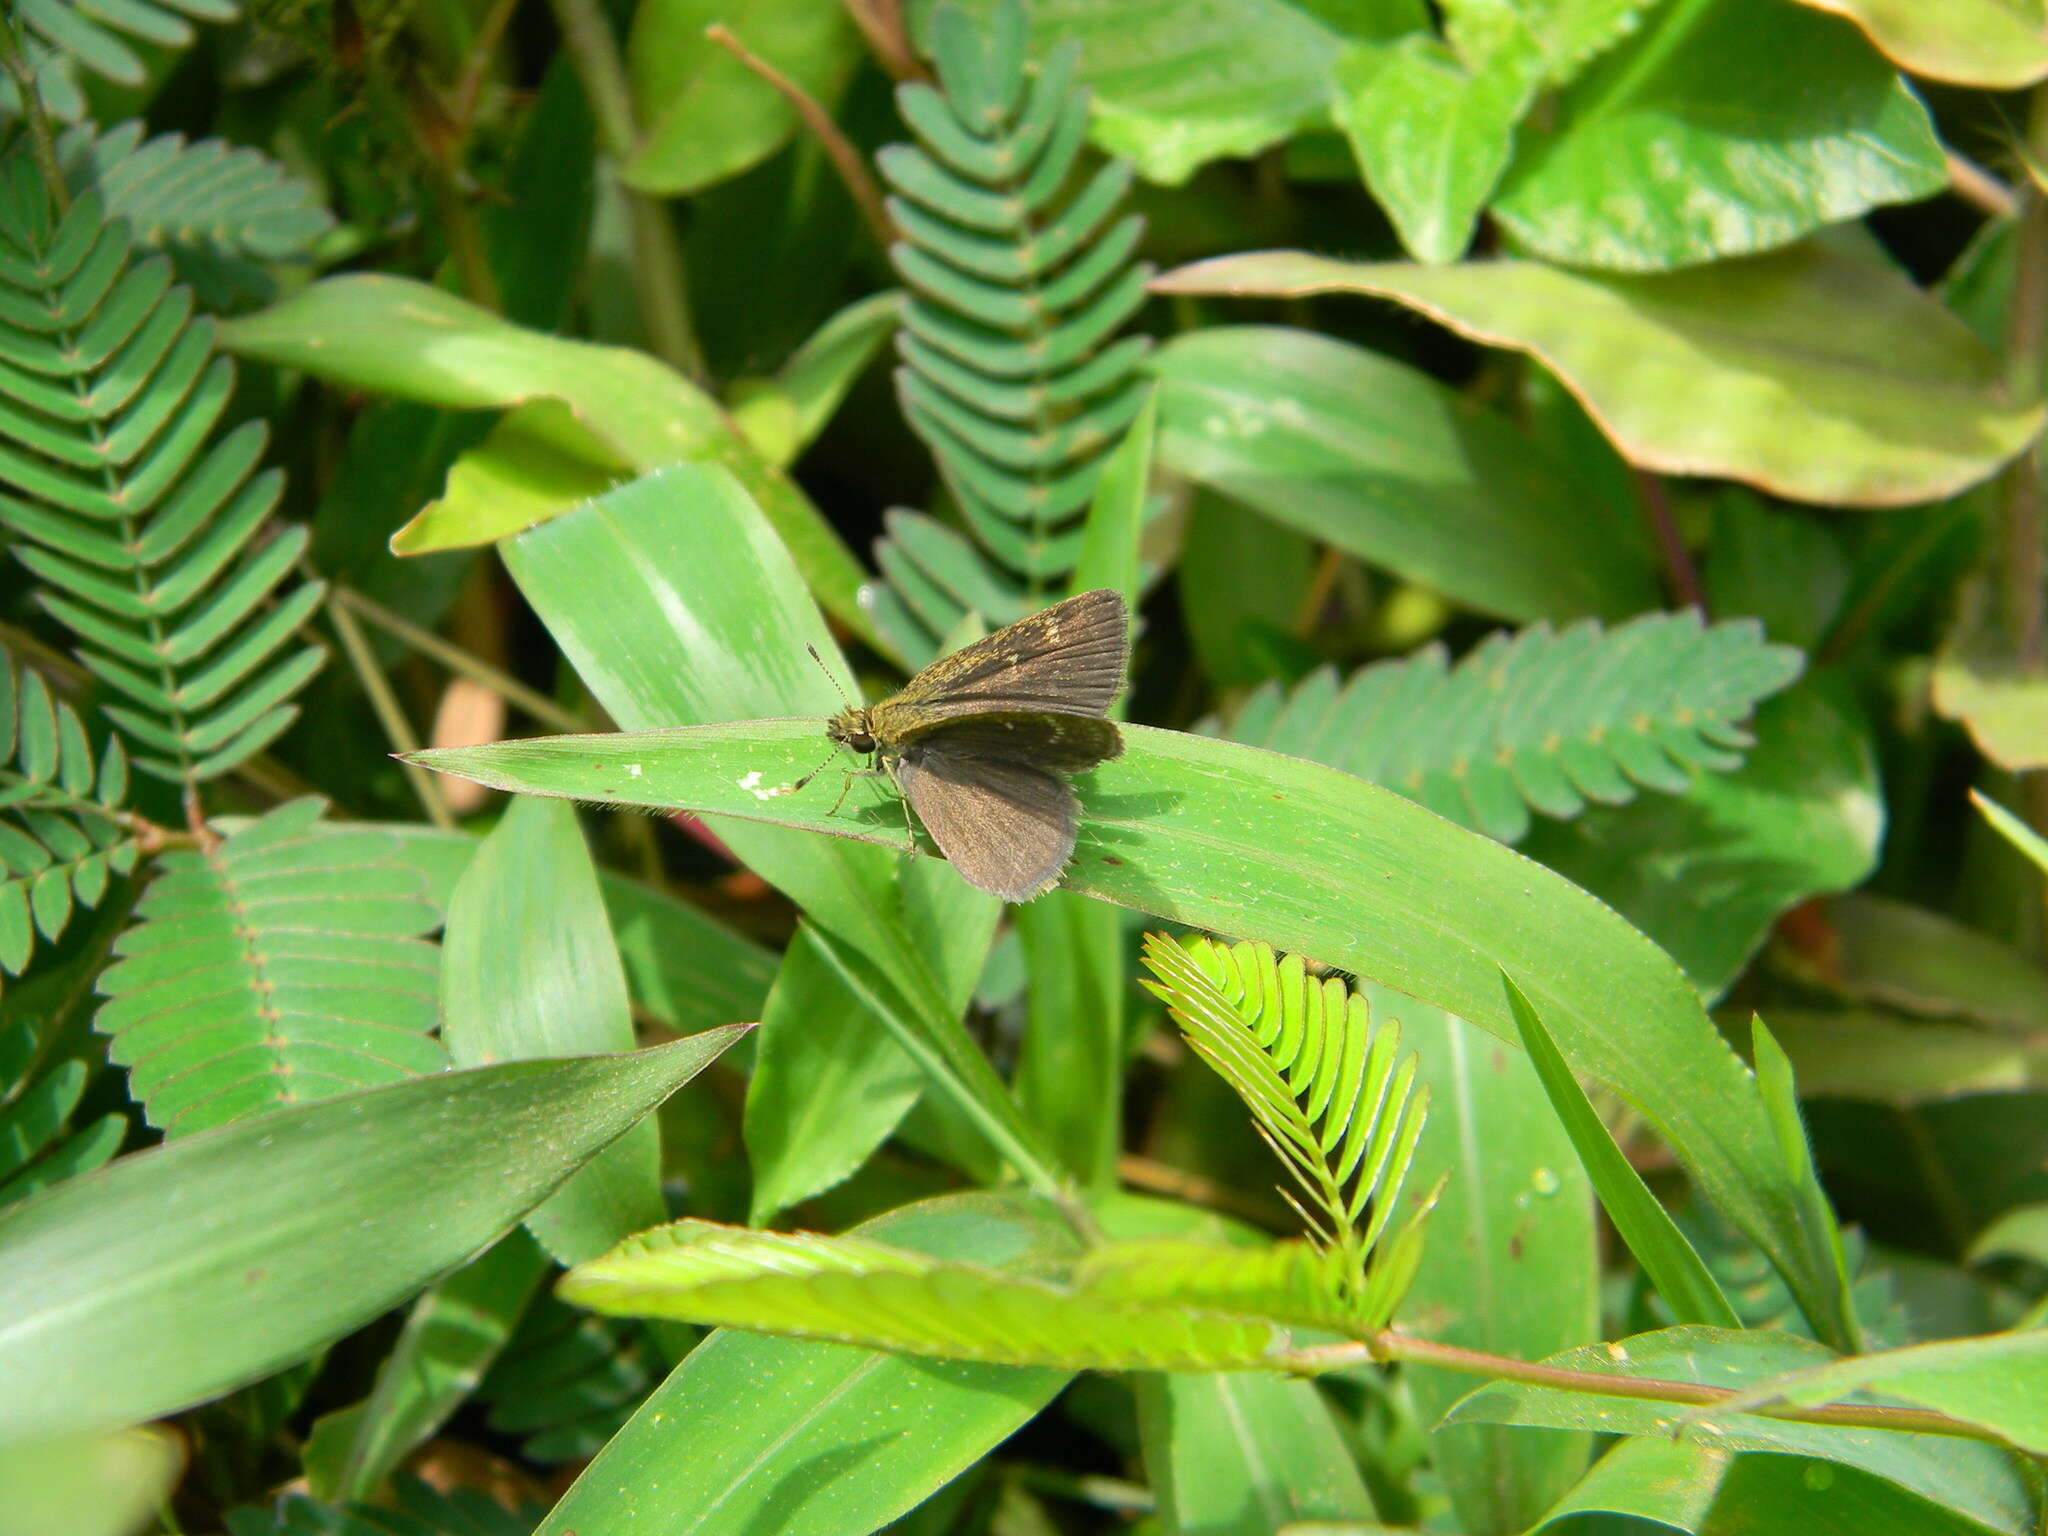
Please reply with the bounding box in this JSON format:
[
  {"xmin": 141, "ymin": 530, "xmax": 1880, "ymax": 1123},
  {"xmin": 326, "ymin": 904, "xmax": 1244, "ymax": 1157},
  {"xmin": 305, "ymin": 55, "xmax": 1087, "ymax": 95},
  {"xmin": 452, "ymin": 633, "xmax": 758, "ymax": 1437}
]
[{"xmin": 825, "ymin": 706, "xmax": 877, "ymax": 758}]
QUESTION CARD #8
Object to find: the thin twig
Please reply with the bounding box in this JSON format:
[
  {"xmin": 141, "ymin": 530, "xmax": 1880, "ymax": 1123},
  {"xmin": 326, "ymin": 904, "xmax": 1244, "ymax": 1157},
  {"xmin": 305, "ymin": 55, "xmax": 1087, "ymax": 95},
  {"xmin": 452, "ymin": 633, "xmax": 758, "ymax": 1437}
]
[
  {"xmin": 547, "ymin": 0, "xmax": 706, "ymax": 380},
  {"xmin": 1634, "ymin": 470, "xmax": 1704, "ymax": 611},
  {"xmin": 321, "ymin": 586, "xmax": 457, "ymax": 830},
  {"xmin": 452, "ymin": 0, "xmax": 524, "ymax": 133},
  {"xmin": 1270, "ymin": 1331, "xmax": 2021, "ymax": 1447},
  {"xmin": 706, "ymin": 23, "xmax": 894, "ymax": 250},
  {"xmin": 1948, "ymin": 149, "xmax": 2018, "ymax": 220},
  {"xmin": 1116, "ymin": 1152, "xmax": 1285, "ymax": 1229},
  {"xmin": 332, "ymin": 584, "xmax": 595, "ymax": 733},
  {"xmin": 840, "ymin": 0, "xmax": 923, "ymax": 82},
  {"xmin": 1290, "ymin": 546, "xmax": 1345, "ymax": 639},
  {"xmin": 0, "ymin": 11, "xmax": 68, "ymax": 216}
]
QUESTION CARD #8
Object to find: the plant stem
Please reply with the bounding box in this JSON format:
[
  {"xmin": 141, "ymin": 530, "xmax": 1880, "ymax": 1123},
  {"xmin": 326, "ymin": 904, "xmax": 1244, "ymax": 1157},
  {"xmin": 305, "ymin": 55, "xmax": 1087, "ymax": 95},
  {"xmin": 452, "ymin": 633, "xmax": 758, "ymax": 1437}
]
[
  {"xmin": 332, "ymin": 584, "xmax": 596, "ymax": 733},
  {"xmin": 2002, "ymin": 86, "xmax": 2048, "ymax": 675},
  {"xmin": 1272, "ymin": 1331, "xmax": 2018, "ymax": 1447},
  {"xmin": 1947, "ymin": 149, "xmax": 2016, "ymax": 220},
  {"xmin": 321, "ymin": 586, "xmax": 457, "ymax": 830},
  {"xmin": 840, "ymin": 0, "xmax": 923, "ymax": 82},
  {"xmin": 705, "ymin": 23, "xmax": 893, "ymax": 250},
  {"xmin": 547, "ymin": 0, "xmax": 706, "ymax": 381},
  {"xmin": 1635, "ymin": 470, "xmax": 1704, "ymax": 610},
  {"xmin": 0, "ymin": 12, "xmax": 68, "ymax": 216}
]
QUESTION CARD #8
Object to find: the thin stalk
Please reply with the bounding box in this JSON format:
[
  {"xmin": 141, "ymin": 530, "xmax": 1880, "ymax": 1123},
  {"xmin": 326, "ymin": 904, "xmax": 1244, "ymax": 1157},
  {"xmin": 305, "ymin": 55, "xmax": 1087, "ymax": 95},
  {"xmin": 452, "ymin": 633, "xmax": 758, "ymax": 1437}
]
[
  {"xmin": 547, "ymin": 0, "xmax": 705, "ymax": 380},
  {"xmin": 1635, "ymin": 470, "xmax": 1704, "ymax": 611},
  {"xmin": 453, "ymin": 0, "xmax": 524, "ymax": 132},
  {"xmin": 0, "ymin": 12, "xmax": 68, "ymax": 216},
  {"xmin": 705, "ymin": 23, "xmax": 893, "ymax": 250},
  {"xmin": 840, "ymin": 0, "xmax": 923, "ymax": 82},
  {"xmin": 322, "ymin": 587, "xmax": 457, "ymax": 830},
  {"xmin": 332, "ymin": 584, "xmax": 595, "ymax": 733},
  {"xmin": 1947, "ymin": 149, "xmax": 2017, "ymax": 220},
  {"xmin": 2003, "ymin": 86, "xmax": 2048, "ymax": 674},
  {"xmin": 1271, "ymin": 1331, "xmax": 2020, "ymax": 1447}
]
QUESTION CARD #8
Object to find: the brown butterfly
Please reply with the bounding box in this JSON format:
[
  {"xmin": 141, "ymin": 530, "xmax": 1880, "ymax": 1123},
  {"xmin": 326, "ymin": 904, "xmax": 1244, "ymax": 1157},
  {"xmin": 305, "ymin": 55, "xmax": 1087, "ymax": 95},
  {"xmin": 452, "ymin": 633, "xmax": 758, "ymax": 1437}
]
[{"xmin": 800, "ymin": 588, "xmax": 1128, "ymax": 901}]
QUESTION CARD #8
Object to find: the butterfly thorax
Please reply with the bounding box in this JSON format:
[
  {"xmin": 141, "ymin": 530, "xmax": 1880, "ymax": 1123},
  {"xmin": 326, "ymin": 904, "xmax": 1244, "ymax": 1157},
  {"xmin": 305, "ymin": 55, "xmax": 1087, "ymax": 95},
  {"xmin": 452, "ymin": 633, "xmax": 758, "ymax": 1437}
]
[{"xmin": 825, "ymin": 706, "xmax": 878, "ymax": 757}]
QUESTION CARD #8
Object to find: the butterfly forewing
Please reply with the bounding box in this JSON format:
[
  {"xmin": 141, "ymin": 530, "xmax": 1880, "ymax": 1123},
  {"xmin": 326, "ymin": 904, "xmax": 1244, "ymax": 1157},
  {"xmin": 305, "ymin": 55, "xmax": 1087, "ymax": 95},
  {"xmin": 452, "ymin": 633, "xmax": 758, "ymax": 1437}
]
[
  {"xmin": 896, "ymin": 711, "xmax": 1123, "ymax": 770},
  {"xmin": 895, "ymin": 747, "xmax": 1079, "ymax": 904},
  {"xmin": 880, "ymin": 587, "xmax": 1127, "ymax": 727}
]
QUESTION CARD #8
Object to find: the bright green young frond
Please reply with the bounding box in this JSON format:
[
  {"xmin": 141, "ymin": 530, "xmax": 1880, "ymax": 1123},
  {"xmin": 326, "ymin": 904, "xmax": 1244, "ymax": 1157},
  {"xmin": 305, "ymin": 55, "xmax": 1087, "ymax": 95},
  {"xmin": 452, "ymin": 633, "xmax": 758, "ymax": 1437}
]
[
  {"xmin": 0, "ymin": 1017, "xmax": 124, "ymax": 1208},
  {"xmin": 563, "ymin": 1218, "xmax": 1319, "ymax": 1371},
  {"xmin": 0, "ymin": 649, "xmax": 137, "ymax": 985},
  {"xmin": 0, "ymin": 146, "xmax": 325, "ymax": 784},
  {"xmin": 95, "ymin": 798, "xmax": 444, "ymax": 1137},
  {"xmin": 868, "ymin": 0, "xmax": 1153, "ymax": 663},
  {"xmin": 1139, "ymin": 934, "xmax": 1435, "ymax": 1326},
  {"xmin": 1226, "ymin": 610, "xmax": 1804, "ymax": 843}
]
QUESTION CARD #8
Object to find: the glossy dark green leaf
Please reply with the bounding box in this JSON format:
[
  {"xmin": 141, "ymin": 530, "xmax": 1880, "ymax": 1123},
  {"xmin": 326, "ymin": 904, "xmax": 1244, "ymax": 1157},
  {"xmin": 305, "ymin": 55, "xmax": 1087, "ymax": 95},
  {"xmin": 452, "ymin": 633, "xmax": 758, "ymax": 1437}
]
[
  {"xmin": 443, "ymin": 796, "xmax": 664, "ymax": 1266},
  {"xmin": 1138, "ymin": 1373, "xmax": 1374, "ymax": 1534},
  {"xmin": 0, "ymin": 1029, "xmax": 746, "ymax": 1443},
  {"xmin": 1151, "ymin": 326, "xmax": 1657, "ymax": 621}
]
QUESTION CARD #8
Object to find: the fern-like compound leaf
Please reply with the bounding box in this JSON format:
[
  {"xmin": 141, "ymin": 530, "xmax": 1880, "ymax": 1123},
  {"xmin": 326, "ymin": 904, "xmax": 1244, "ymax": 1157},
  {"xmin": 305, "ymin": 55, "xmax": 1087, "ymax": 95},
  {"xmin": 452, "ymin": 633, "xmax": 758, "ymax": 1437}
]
[
  {"xmin": 870, "ymin": 0, "xmax": 1153, "ymax": 662},
  {"xmin": 562, "ymin": 1217, "xmax": 1310, "ymax": 1371},
  {"xmin": 95, "ymin": 797, "xmax": 443, "ymax": 1137},
  {"xmin": 0, "ymin": 146, "xmax": 325, "ymax": 783},
  {"xmin": 57, "ymin": 121, "xmax": 333, "ymax": 264},
  {"xmin": 1139, "ymin": 934, "xmax": 1433, "ymax": 1326},
  {"xmin": 224, "ymin": 1473, "xmax": 544, "ymax": 1536},
  {"xmin": 1227, "ymin": 611, "xmax": 1805, "ymax": 844},
  {"xmin": 0, "ymin": 1017, "xmax": 124, "ymax": 1208},
  {"xmin": 0, "ymin": 650, "xmax": 137, "ymax": 984},
  {"xmin": 477, "ymin": 1293, "xmax": 664, "ymax": 1464},
  {"xmin": 2, "ymin": 0, "xmax": 238, "ymax": 126}
]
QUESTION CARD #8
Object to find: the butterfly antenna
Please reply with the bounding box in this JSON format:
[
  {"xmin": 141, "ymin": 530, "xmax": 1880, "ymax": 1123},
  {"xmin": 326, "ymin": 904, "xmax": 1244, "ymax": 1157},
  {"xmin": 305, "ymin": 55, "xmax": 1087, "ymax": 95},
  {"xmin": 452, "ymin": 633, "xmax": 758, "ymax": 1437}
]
[
  {"xmin": 806, "ymin": 644, "xmax": 856, "ymax": 711},
  {"xmin": 792, "ymin": 744, "xmax": 841, "ymax": 793}
]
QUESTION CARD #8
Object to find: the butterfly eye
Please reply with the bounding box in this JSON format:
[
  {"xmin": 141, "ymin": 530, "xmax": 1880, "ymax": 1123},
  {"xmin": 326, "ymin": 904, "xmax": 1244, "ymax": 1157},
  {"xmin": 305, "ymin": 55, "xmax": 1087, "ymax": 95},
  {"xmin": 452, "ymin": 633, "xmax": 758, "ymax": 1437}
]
[{"xmin": 849, "ymin": 731, "xmax": 876, "ymax": 754}]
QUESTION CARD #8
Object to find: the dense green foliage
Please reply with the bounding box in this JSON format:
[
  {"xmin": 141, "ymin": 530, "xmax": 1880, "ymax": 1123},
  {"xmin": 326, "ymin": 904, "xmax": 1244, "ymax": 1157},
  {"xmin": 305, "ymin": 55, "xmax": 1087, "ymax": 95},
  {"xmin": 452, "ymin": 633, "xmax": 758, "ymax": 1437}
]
[{"xmin": 1, "ymin": 0, "xmax": 2046, "ymax": 1534}]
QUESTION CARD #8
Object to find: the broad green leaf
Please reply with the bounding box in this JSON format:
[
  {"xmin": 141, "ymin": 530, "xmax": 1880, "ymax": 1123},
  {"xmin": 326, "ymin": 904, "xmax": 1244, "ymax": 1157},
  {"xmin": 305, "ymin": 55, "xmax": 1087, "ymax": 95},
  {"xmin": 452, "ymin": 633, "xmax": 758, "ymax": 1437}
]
[
  {"xmin": 1137, "ymin": 1373, "xmax": 1374, "ymax": 1534},
  {"xmin": 216, "ymin": 276, "xmax": 885, "ymax": 657},
  {"xmin": 305, "ymin": 1230, "xmax": 550, "ymax": 1501},
  {"xmin": 913, "ymin": 0, "xmax": 1429, "ymax": 186},
  {"xmin": 1971, "ymin": 1203, "xmax": 2048, "ymax": 1266},
  {"xmin": 1505, "ymin": 976, "xmax": 1740, "ymax": 1330},
  {"xmin": 443, "ymin": 796, "xmax": 664, "ymax": 1266},
  {"xmin": 1789, "ymin": 0, "xmax": 2048, "ymax": 88},
  {"xmin": 1331, "ymin": 34, "xmax": 1532, "ymax": 263},
  {"xmin": 1382, "ymin": 987, "xmax": 1600, "ymax": 1531},
  {"xmin": 1445, "ymin": 1325, "xmax": 2038, "ymax": 1536},
  {"xmin": 362, "ymin": 822, "xmax": 778, "ymax": 1037},
  {"xmin": 1151, "ymin": 326, "xmax": 1657, "ymax": 621},
  {"xmin": 1492, "ymin": 0, "xmax": 1946, "ymax": 270},
  {"xmin": 745, "ymin": 928, "xmax": 925, "ymax": 1224},
  {"xmin": 1524, "ymin": 683, "xmax": 1883, "ymax": 999},
  {"xmin": 729, "ymin": 291, "xmax": 902, "ymax": 468},
  {"xmin": 1704, "ymin": 487, "xmax": 1851, "ymax": 650},
  {"xmin": 1525, "ymin": 1435, "xmax": 1729, "ymax": 1533},
  {"xmin": 1934, "ymin": 576, "xmax": 2048, "ymax": 769},
  {"xmin": 499, "ymin": 466, "xmax": 1054, "ymax": 1193},
  {"xmin": 625, "ymin": 0, "xmax": 858, "ymax": 195},
  {"xmin": 0, "ymin": 1429, "xmax": 182, "ymax": 1536},
  {"xmin": 410, "ymin": 713, "xmax": 1857, "ymax": 1349},
  {"xmin": 1016, "ymin": 400, "xmax": 1153, "ymax": 1188},
  {"xmin": 0, "ymin": 1029, "xmax": 745, "ymax": 1443},
  {"xmin": 1797, "ymin": 894, "xmax": 2048, "ymax": 1035},
  {"xmin": 537, "ymin": 1193, "xmax": 1073, "ymax": 1536},
  {"xmin": 1179, "ymin": 490, "xmax": 1316, "ymax": 688},
  {"xmin": 1693, "ymin": 1328, "xmax": 2048, "ymax": 1454},
  {"xmin": 1438, "ymin": 0, "xmax": 1660, "ymax": 86},
  {"xmin": 1153, "ymin": 244, "xmax": 2048, "ymax": 508},
  {"xmin": 1760, "ymin": 1010, "xmax": 2048, "ymax": 1102},
  {"xmin": 393, "ymin": 400, "xmax": 627, "ymax": 557}
]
